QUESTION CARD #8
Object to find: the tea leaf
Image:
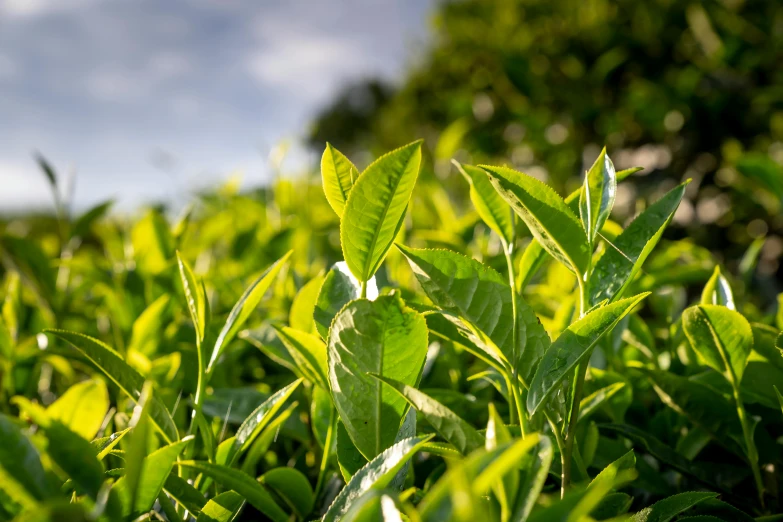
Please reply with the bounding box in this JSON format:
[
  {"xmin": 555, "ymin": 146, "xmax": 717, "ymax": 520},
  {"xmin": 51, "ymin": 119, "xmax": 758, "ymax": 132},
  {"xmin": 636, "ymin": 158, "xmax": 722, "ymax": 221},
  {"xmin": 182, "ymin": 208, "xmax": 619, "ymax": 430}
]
[
  {"xmin": 700, "ymin": 266, "xmax": 735, "ymax": 310},
  {"xmin": 210, "ymin": 251, "xmax": 292, "ymax": 373},
  {"xmin": 370, "ymin": 373, "xmax": 484, "ymax": 455},
  {"xmin": 230, "ymin": 379, "xmax": 302, "ymax": 463},
  {"xmin": 481, "ymin": 164, "xmax": 590, "ymax": 276},
  {"xmin": 314, "ymin": 261, "xmax": 378, "ymax": 339},
  {"xmin": 683, "ymin": 305, "xmax": 752, "ymax": 385},
  {"xmin": 631, "ymin": 491, "xmax": 718, "ymax": 522},
  {"xmin": 323, "ymin": 435, "xmax": 432, "ymax": 522},
  {"xmin": 527, "ymin": 293, "xmax": 649, "ymax": 414},
  {"xmin": 46, "ymin": 379, "xmax": 109, "ymax": 440},
  {"xmin": 590, "ymin": 181, "xmax": 688, "ymax": 304},
  {"xmin": 272, "ymin": 325, "xmax": 328, "ymax": 389},
  {"xmin": 197, "ymin": 490, "xmax": 244, "ymax": 522},
  {"xmin": 113, "ymin": 437, "xmax": 192, "ymax": 517},
  {"xmin": 321, "ymin": 143, "xmax": 358, "ymax": 217},
  {"xmin": 45, "ymin": 330, "xmax": 179, "ymax": 443},
  {"xmin": 341, "ymin": 140, "xmax": 422, "ymax": 282},
  {"xmin": 580, "ymin": 147, "xmax": 617, "ymax": 246},
  {"xmin": 328, "ymin": 295, "xmax": 428, "ymax": 459},
  {"xmin": 259, "ymin": 467, "xmax": 314, "ymax": 519},
  {"xmin": 457, "ymin": 162, "xmax": 514, "ymax": 244},
  {"xmin": 177, "ymin": 461, "xmax": 288, "ymax": 522}
]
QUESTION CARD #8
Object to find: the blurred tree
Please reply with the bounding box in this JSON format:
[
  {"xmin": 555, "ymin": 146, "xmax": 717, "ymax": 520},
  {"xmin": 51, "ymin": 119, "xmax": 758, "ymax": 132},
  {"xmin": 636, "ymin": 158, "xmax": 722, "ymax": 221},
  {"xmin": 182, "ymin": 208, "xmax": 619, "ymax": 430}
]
[{"xmin": 308, "ymin": 0, "xmax": 783, "ymax": 281}]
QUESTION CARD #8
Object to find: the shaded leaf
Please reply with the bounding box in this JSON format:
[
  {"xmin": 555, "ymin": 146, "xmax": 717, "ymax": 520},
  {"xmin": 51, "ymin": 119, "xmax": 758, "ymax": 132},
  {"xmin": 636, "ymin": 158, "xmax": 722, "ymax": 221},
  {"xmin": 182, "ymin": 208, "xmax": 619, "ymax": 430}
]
[{"xmin": 370, "ymin": 374, "xmax": 484, "ymax": 455}]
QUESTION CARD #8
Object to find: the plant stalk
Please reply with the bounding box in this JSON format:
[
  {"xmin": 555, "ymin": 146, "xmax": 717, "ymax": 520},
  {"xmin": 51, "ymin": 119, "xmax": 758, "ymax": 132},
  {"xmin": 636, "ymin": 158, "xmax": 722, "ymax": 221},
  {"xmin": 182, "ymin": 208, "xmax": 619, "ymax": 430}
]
[
  {"xmin": 315, "ymin": 406, "xmax": 337, "ymax": 500},
  {"xmin": 561, "ymin": 275, "xmax": 591, "ymax": 495},
  {"xmin": 734, "ymin": 388, "xmax": 764, "ymax": 507},
  {"xmin": 504, "ymin": 240, "xmax": 523, "ymax": 428},
  {"xmin": 360, "ymin": 279, "xmax": 367, "ymax": 299}
]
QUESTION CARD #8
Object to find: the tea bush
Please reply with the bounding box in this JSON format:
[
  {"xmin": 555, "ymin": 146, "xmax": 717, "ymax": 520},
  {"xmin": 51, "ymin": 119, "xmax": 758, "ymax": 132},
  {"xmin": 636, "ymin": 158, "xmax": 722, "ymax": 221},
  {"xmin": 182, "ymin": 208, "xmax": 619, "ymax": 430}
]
[{"xmin": 0, "ymin": 143, "xmax": 780, "ymax": 521}]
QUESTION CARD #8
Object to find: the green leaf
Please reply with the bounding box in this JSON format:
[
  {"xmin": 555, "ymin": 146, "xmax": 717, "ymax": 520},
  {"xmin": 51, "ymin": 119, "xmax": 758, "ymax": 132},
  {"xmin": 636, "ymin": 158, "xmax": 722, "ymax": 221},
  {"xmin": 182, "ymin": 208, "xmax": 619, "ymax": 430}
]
[
  {"xmin": 589, "ymin": 449, "xmax": 637, "ymax": 493},
  {"xmin": 177, "ymin": 251, "xmax": 207, "ymax": 344},
  {"xmin": 683, "ymin": 305, "xmax": 752, "ymax": 386},
  {"xmin": 71, "ymin": 200, "xmax": 113, "ymax": 240},
  {"xmin": 322, "ymin": 142, "xmax": 358, "ymax": 217},
  {"xmin": 11, "ymin": 500, "xmax": 90, "ymax": 522},
  {"xmin": 273, "ymin": 326, "xmax": 328, "ymax": 389},
  {"xmin": 527, "ymin": 293, "xmax": 649, "ymax": 414},
  {"xmin": 336, "ymin": 420, "xmax": 368, "ymax": 482},
  {"xmin": 590, "ymin": 181, "xmax": 688, "ymax": 305},
  {"xmin": 229, "ymin": 379, "xmax": 302, "ymax": 464},
  {"xmin": 578, "ymin": 382, "xmax": 626, "ymax": 422},
  {"xmin": 481, "ymin": 164, "xmax": 590, "ymax": 276},
  {"xmin": 197, "ymin": 491, "xmax": 244, "ymax": 522},
  {"xmin": 210, "ymin": 251, "xmax": 292, "ymax": 373},
  {"xmin": 328, "ymin": 295, "xmax": 428, "ymax": 460},
  {"xmin": 511, "ymin": 436, "xmax": 554, "ymax": 522},
  {"xmin": 314, "ymin": 261, "xmax": 378, "ymax": 340},
  {"xmin": 370, "ymin": 374, "xmax": 484, "ymax": 455},
  {"xmin": 164, "ymin": 474, "xmax": 207, "ymax": 515},
  {"xmin": 44, "ymin": 420, "xmax": 106, "ymax": 500},
  {"xmin": 775, "ymin": 385, "xmax": 783, "ymax": 416},
  {"xmin": 93, "ymin": 429, "xmax": 130, "ymax": 460},
  {"xmin": 473, "ymin": 434, "xmax": 546, "ymax": 498},
  {"xmin": 631, "ymin": 491, "xmax": 718, "ymax": 522},
  {"xmin": 259, "ymin": 467, "xmax": 314, "ymax": 519},
  {"xmin": 114, "ymin": 438, "xmax": 192, "ymax": 517},
  {"xmin": 341, "ymin": 140, "xmax": 422, "ymax": 282},
  {"xmin": 45, "ymin": 330, "xmax": 179, "ymax": 443},
  {"xmin": 636, "ymin": 368, "xmax": 744, "ymax": 452},
  {"xmin": 517, "ymin": 239, "xmax": 547, "ymax": 291},
  {"xmin": 340, "ymin": 490, "xmax": 405, "ymax": 522},
  {"xmin": 0, "ymin": 413, "xmax": 51, "ymax": 505},
  {"xmin": 323, "ymin": 435, "xmax": 432, "ymax": 522},
  {"xmin": 0, "ymin": 235, "xmax": 57, "ymax": 305},
  {"xmin": 485, "ymin": 403, "xmax": 511, "ymax": 450},
  {"xmin": 290, "ymin": 274, "xmax": 325, "ymax": 334},
  {"xmin": 46, "ymin": 379, "xmax": 109, "ymax": 440},
  {"xmin": 398, "ymin": 245, "xmax": 548, "ymax": 384},
  {"xmin": 177, "ymin": 461, "xmax": 288, "ymax": 522},
  {"xmin": 127, "ymin": 294, "xmax": 170, "ymax": 356},
  {"xmin": 456, "ymin": 162, "xmax": 514, "ymax": 244},
  {"xmin": 700, "ymin": 266, "xmax": 735, "ymax": 310},
  {"xmin": 580, "ymin": 147, "xmax": 617, "ymax": 246}
]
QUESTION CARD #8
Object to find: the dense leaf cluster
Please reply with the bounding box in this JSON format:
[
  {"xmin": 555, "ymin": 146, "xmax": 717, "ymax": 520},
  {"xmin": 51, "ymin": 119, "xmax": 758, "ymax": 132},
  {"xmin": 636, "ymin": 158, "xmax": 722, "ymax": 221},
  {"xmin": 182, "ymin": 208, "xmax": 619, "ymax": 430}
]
[{"xmin": 0, "ymin": 142, "xmax": 781, "ymax": 521}]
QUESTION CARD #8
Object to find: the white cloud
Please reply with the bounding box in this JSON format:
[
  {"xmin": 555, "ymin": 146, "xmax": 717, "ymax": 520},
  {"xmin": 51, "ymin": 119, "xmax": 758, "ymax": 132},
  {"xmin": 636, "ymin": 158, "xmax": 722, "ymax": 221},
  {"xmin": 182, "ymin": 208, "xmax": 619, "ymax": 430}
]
[
  {"xmin": 85, "ymin": 50, "xmax": 193, "ymax": 102},
  {"xmin": 0, "ymin": 0, "xmax": 100, "ymax": 18},
  {"xmin": 0, "ymin": 160, "xmax": 51, "ymax": 210},
  {"xmin": 246, "ymin": 35, "xmax": 370, "ymax": 101}
]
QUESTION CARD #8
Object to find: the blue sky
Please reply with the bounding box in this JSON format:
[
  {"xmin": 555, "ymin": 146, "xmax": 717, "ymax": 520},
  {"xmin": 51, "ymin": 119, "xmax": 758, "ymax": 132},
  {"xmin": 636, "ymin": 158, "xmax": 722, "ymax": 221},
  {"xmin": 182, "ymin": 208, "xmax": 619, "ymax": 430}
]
[{"xmin": 0, "ymin": 0, "xmax": 433, "ymax": 211}]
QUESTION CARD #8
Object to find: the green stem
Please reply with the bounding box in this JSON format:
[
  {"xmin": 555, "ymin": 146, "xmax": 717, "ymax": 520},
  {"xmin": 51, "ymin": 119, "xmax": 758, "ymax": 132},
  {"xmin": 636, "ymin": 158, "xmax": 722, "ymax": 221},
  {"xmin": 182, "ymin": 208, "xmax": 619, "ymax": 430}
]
[
  {"xmin": 561, "ymin": 276, "xmax": 591, "ymax": 495},
  {"xmin": 315, "ymin": 407, "xmax": 337, "ymax": 500},
  {"xmin": 360, "ymin": 279, "xmax": 367, "ymax": 299},
  {"xmin": 504, "ymin": 241, "xmax": 525, "ymax": 430},
  {"xmin": 734, "ymin": 388, "xmax": 764, "ymax": 507},
  {"xmin": 503, "ymin": 372, "xmax": 518, "ymax": 426},
  {"xmin": 543, "ymin": 411, "xmax": 566, "ymax": 497}
]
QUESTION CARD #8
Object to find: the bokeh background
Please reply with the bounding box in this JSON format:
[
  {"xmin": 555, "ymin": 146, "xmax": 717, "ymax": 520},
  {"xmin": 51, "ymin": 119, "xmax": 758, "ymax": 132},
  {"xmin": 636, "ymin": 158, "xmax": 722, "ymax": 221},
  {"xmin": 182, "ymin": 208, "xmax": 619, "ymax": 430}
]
[{"xmin": 2, "ymin": 0, "xmax": 783, "ymax": 282}]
